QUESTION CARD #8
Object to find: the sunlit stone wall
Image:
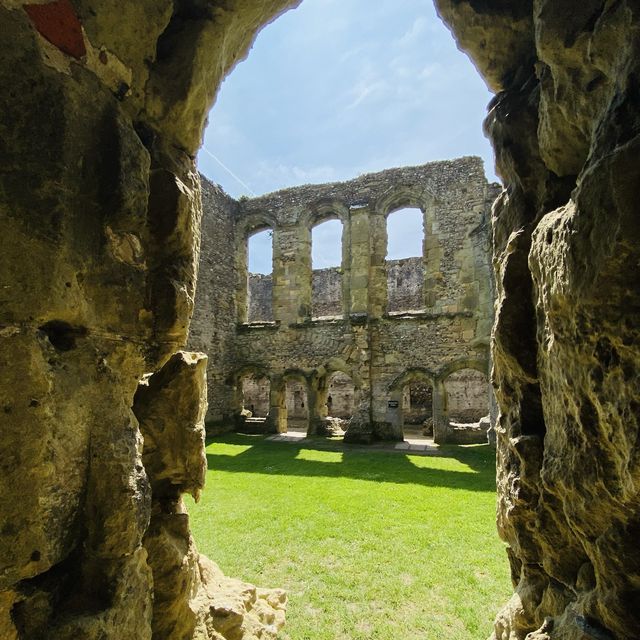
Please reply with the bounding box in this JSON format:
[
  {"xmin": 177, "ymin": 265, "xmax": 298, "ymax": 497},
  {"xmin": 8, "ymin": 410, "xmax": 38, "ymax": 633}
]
[{"xmin": 189, "ymin": 157, "xmax": 499, "ymax": 442}]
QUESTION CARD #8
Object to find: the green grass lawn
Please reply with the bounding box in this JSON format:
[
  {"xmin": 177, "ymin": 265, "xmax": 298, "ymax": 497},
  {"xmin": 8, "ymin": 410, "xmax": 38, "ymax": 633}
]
[{"xmin": 188, "ymin": 435, "xmax": 511, "ymax": 640}]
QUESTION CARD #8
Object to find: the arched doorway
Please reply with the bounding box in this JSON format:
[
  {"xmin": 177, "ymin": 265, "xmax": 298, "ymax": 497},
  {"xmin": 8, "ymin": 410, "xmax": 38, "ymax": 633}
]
[
  {"xmin": 284, "ymin": 375, "xmax": 309, "ymax": 434},
  {"xmin": 402, "ymin": 380, "xmax": 434, "ymax": 436},
  {"xmin": 241, "ymin": 375, "xmax": 271, "ymax": 418},
  {"xmin": 326, "ymin": 371, "xmax": 355, "ymax": 420},
  {"xmin": 387, "ymin": 369, "xmax": 436, "ymax": 441},
  {"xmin": 236, "ymin": 372, "xmax": 272, "ymax": 433}
]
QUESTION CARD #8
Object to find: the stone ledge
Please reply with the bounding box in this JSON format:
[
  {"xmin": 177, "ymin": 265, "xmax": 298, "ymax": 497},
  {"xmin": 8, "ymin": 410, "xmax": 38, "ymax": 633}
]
[{"xmin": 237, "ymin": 321, "xmax": 280, "ymax": 333}]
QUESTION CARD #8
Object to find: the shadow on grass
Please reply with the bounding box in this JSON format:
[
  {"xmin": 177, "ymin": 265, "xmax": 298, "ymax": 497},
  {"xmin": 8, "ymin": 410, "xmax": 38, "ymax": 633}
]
[{"xmin": 205, "ymin": 434, "xmax": 496, "ymax": 492}]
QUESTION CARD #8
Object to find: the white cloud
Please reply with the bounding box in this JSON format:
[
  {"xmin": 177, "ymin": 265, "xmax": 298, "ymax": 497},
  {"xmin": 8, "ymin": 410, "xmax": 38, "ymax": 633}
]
[
  {"xmin": 397, "ymin": 16, "xmax": 428, "ymax": 47},
  {"xmin": 255, "ymin": 161, "xmax": 339, "ymax": 189},
  {"xmin": 346, "ymin": 79, "xmax": 389, "ymax": 110}
]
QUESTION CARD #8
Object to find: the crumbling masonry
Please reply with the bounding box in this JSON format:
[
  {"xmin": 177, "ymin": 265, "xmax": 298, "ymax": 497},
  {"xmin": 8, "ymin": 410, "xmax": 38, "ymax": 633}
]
[
  {"xmin": 188, "ymin": 157, "xmax": 500, "ymax": 444},
  {"xmin": 2, "ymin": 1, "xmax": 640, "ymax": 639}
]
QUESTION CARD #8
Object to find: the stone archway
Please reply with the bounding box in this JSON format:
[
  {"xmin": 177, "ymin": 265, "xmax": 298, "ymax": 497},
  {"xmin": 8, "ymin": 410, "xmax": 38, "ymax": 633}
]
[
  {"xmin": 280, "ymin": 370, "xmax": 311, "ymax": 434},
  {"xmin": 387, "ymin": 368, "xmax": 440, "ymax": 442},
  {"xmin": 3, "ymin": 2, "xmax": 640, "ymax": 639}
]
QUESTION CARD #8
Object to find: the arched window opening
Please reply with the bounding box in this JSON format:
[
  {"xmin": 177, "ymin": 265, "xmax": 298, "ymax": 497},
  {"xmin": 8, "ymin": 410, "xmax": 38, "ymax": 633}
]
[
  {"xmin": 386, "ymin": 208, "xmax": 424, "ymax": 313},
  {"xmin": 285, "ymin": 379, "xmax": 308, "ymax": 432},
  {"xmin": 247, "ymin": 228, "xmax": 273, "ymax": 322},
  {"xmin": 311, "ymin": 219, "xmax": 343, "ymax": 318},
  {"xmin": 240, "ymin": 375, "xmax": 271, "ymax": 423},
  {"xmin": 444, "ymin": 368, "xmax": 489, "ymax": 426},
  {"xmin": 401, "ymin": 381, "xmax": 433, "ymax": 435}
]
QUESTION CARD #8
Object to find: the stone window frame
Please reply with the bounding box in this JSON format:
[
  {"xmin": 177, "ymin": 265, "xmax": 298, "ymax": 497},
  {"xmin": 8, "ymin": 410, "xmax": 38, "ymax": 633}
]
[
  {"xmin": 236, "ymin": 213, "xmax": 277, "ymax": 325},
  {"xmin": 373, "ymin": 185, "xmax": 440, "ymax": 315},
  {"xmin": 302, "ymin": 199, "xmax": 351, "ymax": 321}
]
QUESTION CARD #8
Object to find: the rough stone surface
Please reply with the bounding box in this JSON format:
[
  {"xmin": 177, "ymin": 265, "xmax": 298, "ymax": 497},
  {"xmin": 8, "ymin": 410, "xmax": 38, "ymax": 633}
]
[
  {"xmin": 134, "ymin": 351, "xmax": 208, "ymax": 501},
  {"xmin": 434, "ymin": 1, "xmax": 640, "ymax": 638},
  {"xmin": 248, "ymin": 273, "xmax": 274, "ymax": 322},
  {"xmin": 189, "ymin": 158, "xmax": 499, "ymax": 443},
  {"xmin": 135, "ymin": 351, "xmax": 286, "ymax": 640},
  {"xmin": 0, "ymin": 1, "xmax": 298, "ymax": 638},
  {"xmin": 4, "ymin": 0, "xmax": 640, "ymax": 637}
]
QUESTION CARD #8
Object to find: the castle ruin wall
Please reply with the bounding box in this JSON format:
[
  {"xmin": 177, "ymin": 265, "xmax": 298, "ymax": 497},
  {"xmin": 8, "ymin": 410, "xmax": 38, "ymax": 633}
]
[{"xmin": 189, "ymin": 156, "xmax": 499, "ymax": 442}]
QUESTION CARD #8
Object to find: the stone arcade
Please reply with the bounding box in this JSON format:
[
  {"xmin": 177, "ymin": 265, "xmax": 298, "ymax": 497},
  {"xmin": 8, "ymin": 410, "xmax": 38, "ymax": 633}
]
[
  {"xmin": 1, "ymin": 1, "xmax": 640, "ymax": 639},
  {"xmin": 188, "ymin": 157, "xmax": 500, "ymax": 444}
]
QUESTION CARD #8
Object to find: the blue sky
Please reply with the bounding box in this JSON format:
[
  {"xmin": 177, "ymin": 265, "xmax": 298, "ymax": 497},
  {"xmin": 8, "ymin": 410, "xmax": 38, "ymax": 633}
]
[{"xmin": 198, "ymin": 0, "xmax": 496, "ymax": 272}]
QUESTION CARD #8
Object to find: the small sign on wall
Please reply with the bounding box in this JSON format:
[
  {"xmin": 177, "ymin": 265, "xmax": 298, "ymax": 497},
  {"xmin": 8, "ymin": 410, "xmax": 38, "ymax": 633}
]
[{"xmin": 387, "ymin": 400, "xmax": 399, "ymax": 409}]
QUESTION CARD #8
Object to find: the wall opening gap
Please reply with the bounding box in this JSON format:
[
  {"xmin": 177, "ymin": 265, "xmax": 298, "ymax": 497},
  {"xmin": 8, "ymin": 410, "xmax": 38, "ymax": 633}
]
[
  {"xmin": 386, "ymin": 208, "xmax": 424, "ymax": 313},
  {"xmin": 285, "ymin": 379, "xmax": 309, "ymax": 433},
  {"xmin": 402, "ymin": 381, "xmax": 433, "ymax": 436},
  {"xmin": 326, "ymin": 371, "xmax": 355, "ymax": 429},
  {"xmin": 241, "ymin": 375, "xmax": 271, "ymax": 422},
  {"xmin": 247, "ymin": 228, "xmax": 274, "ymax": 322},
  {"xmin": 312, "ymin": 219, "xmax": 343, "ymax": 319}
]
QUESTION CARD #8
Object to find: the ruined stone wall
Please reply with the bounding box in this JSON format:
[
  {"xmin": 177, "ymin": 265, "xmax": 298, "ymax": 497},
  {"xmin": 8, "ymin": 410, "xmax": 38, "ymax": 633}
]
[
  {"xmin": 434, "ymin": 2, "xmax": 640, "ymax": 638},
  {"xmin": 444, "ymin": 368, "xmax": 488, "ymax": 423},
  {"xmin": 386, "ymin": 257, "xmax": 424, "ymax": 312},
  {"xmin": 311, "ymin": 267, "xmax": 343, "ymax": 318},
  {"xmin": 247, "ymin": 273, "xmax": 274, "ymax": 322},
  {"xmin": 191, "ymin": 157, "xmax": 498, "ymax": 442},
  {"xmin": 307, "ymin": 258, "xmax": 427, "ymax": 318},
  {"xmin": 0, "ymin": 1, "xmax": 299, "ymax": 638},
  {"xmin": 188, "ymin": 177, "xmax": 238, "ymax": 425}
]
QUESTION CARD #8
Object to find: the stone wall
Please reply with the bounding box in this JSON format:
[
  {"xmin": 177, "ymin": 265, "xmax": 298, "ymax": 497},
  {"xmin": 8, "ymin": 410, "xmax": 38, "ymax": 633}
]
[
  {"xmin": 248, "ymin": 273, "xmax": 274, "ymax": 322},
  {"xmin": 386, "ymin": 257, "xmax": 424, "ymax": 312},
  {"xmin": 444, "ymin": 368, "xmax": 488, "ymax": 423},
  {"xmin": 304, "ymin": 257, "xmax": 427, "ymax": 318},
  {"xmin": 434, "ymin": 2, "xmax": 640, "ymax": 638},
  {"xmin": 0, "ymin": 1, "xmax": 299, "ymax": 638},
  {"xmin": 189, "ymin": 177, "xmax": 238, "ymax": 426},
  {"xmin": 311, "ymin": 267, "xmax": 343, "ymax": 318},
  {"xmin": 190, "ymin": 157, "xmax": 499, "ymax": 443}
]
